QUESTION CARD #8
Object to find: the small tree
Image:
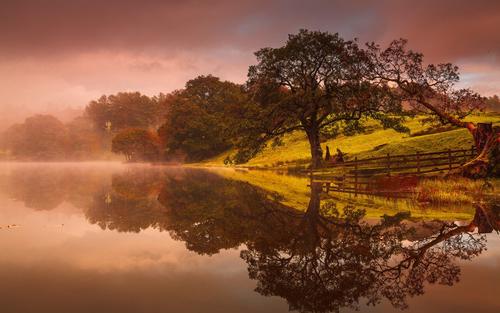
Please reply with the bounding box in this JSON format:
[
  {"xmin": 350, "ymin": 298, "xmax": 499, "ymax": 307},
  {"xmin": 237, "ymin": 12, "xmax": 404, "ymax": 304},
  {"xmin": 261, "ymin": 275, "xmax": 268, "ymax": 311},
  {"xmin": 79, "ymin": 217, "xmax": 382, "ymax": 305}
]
[
  {"xmin": 233, "ymin": 30, "xmax": 407, "ymax": 168},
  {"xmin": 112, "ymin": 128, "xmax": 160, "ymax": 162},
  {"xmin": 367, "ymin": 39, "xmax": 498, "ymax": 177}
]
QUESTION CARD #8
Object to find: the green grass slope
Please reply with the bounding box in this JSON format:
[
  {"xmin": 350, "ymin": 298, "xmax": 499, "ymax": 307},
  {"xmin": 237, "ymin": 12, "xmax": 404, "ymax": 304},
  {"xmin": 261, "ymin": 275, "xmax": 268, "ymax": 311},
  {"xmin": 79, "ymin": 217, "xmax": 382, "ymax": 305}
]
[{"xmin": 203, "ymin": 113, "xmax": 500, "ymax": 169}]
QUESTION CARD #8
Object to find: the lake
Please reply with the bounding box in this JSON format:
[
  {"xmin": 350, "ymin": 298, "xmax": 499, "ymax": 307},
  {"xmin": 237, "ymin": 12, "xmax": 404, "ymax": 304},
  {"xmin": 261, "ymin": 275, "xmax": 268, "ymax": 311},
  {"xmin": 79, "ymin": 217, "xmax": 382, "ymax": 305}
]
[{"xmin": 0, "ymin": 162, "xmax": 498, "ymax": 313}]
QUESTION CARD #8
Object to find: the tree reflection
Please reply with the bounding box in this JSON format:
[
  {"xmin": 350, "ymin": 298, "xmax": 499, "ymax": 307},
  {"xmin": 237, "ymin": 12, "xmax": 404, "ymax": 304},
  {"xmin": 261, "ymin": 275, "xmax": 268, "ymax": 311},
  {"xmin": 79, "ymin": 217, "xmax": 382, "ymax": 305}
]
[
  {"xmin": 4, "ymin": 168, "xmax": 67, "ymax": 210},
  {"xmin": 0, "ymin": 166, "xmax": 107, "ymax": 210},
  {"xmin": 241, "ymin": 183, "xmax": 495, "ymax": 313},
  {"xmin": 156, "ymin": 170, "xmax": 302, "ymax": 254},
  {"xmin": 78, "ymin": 169, "xmax": 498, "ymax": 312},
  {"xmin": 160, "ymin": 175, "xmax": 495, "ymax": 312},
  {"xmin": 84, "ymin": 168, "xmax": 300, "ymax": 247},
  {"xmin": 86, "ymin": 169, "xmax": 168, "ymax": 232}
]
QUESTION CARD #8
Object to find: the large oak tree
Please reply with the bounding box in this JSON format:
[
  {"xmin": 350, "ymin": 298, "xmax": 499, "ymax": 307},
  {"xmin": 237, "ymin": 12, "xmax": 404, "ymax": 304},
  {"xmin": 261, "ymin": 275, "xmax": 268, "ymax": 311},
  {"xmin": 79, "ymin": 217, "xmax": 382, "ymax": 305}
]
[{"xmin": 234, "ymin": 30, "xmax": 407, "ymax": 168}]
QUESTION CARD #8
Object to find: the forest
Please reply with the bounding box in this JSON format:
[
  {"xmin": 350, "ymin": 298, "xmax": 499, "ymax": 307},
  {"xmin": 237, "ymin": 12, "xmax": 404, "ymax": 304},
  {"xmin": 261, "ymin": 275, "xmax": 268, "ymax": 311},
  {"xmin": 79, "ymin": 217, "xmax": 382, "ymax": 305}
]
[{"xmin": 1, "ymin": 30, "xmax": 499, "ymax": 178}]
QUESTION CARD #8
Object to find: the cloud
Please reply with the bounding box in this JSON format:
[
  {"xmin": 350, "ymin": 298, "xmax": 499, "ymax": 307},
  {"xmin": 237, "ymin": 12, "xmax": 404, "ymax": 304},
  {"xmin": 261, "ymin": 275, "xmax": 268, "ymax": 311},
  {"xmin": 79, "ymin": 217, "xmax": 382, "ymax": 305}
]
[
  {"xmin": 376, "ymin": 0, "xmax": 500, "ymax": 63},
  {"xmin": 0, "ymin": 0, "xmax": 499, "ymax": 121}
]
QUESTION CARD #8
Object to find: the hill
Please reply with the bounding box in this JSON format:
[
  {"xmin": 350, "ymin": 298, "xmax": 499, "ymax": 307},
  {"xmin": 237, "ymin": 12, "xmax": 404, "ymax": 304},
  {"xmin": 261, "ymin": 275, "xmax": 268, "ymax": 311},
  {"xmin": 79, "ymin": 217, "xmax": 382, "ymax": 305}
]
[{"xmin": 202, "ymin": 112, "xmax": 500, "ymax": 169}]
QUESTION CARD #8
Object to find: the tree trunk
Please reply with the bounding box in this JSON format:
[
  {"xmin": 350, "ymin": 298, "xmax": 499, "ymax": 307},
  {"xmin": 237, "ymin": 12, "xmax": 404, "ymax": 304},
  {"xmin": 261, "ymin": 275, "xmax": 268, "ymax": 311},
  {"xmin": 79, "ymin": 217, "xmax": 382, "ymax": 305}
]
[
  {"xmin": 459, "ymin": 123, "xmax": 499, "ymax": 178},
  {"xmin": 414, "ymin": 98, "xmax": 498, "ymax": 178},
  {"xmin": 306, "ymin": 182, "xmax": 322, "ymax": 216},
  {"xmin": 471, "ymin": 201, "xmax": 500, "ymax": 233},
  {"xmin": 306, "ymin": 127, "xmax": 323, "ymax": 169},
  {"xmin": 298, "ymin": 182, "xmax": 323, "ymax": 247}
]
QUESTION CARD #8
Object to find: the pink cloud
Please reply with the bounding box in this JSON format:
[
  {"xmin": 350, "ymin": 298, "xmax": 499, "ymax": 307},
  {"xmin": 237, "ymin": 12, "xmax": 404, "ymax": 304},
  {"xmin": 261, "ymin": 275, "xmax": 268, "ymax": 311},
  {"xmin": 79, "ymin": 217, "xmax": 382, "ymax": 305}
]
[{"xmin": 0, "ymin": 0, "xmax": 499, "ymax": 125}]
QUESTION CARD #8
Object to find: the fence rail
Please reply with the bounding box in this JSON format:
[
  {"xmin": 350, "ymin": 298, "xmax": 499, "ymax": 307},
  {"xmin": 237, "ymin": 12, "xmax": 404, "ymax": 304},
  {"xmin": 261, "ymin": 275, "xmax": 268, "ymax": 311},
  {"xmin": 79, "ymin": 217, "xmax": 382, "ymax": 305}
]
[
  {"xmin": 312, "ymin": 146, "xmax": 476, "ymax": 177},
  {"xmin": 310, "ymin": 146, "xmax": 477, "ymax": 197}
]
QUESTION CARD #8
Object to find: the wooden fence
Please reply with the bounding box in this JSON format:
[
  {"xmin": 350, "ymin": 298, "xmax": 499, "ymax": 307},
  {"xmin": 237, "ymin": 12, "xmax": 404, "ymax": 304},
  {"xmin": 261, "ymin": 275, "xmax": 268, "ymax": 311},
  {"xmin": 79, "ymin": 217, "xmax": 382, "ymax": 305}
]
[
  {"xmin": 313, "ymin": 146, "xmax": 476, "ymax": 177},
  {"xmin": 310, "ymin": 146, "xmax": 477, "ymax": 197},
  {"xmin": 312, "ymin": 175, "xmax": 419, "ymax": 198}
]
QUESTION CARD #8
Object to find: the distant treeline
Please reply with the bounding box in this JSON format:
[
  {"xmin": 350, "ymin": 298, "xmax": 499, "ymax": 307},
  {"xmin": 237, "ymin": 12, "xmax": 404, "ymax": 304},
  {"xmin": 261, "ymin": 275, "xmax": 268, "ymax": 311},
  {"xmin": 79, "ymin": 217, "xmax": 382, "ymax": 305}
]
[
  {"xmin": 0, "ymin": 73, "xmax": 258, "ymax": 162},
  {"xmin": 0, "ymin": 92, "xmax": 169, "ymax": 161},
  {"xmin": 0, "ymin": 77, "xmax": 245, "ymax": 162},
  {"xmin": 485, "ymin": 95, "xmax": 500, "ymax": 112}
]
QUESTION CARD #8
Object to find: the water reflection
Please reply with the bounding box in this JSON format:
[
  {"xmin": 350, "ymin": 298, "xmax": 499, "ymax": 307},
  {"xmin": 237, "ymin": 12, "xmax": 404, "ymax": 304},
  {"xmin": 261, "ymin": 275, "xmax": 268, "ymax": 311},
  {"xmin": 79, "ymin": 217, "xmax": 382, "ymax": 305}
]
[
  {"xmin": 87, "ymin": 169, "xmax": 166, "ymax": 232},
  {"xmin": 0, "ymin": 163, "xmax": 110, "ymax": 210},
  {"xmin": 0, "ymin": 164, "xmax": 498, "ymax": 313},
  {"xmin": 242, "ymin": 183, "xmax": 496, "ymax": 312}
]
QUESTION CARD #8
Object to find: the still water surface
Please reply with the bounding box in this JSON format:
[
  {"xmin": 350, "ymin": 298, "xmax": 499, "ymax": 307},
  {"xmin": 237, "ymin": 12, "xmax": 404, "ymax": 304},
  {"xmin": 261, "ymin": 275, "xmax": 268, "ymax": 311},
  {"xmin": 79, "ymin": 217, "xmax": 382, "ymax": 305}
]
[{"xmin": 0, "ymin": 163, "xmax": 498, "ymax": 313}]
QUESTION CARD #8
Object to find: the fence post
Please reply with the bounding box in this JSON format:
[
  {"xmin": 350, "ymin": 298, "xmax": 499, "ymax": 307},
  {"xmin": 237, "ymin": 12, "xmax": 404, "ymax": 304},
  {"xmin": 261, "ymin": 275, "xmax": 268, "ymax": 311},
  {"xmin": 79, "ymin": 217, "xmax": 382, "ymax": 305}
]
[
  {"xmin": 354, "ymin": 157, "xmax": 358, "ymax": 197},
  {"xmin": 416, "ymin": 151, "xmax": 420, "ymax": 174},
  {"xmin": 386, "ymin": 153, "xmax": 391, "ymax": 176},
  {"xmin": 448, "ymin": 149, "xmax": 452, "ymax": 170}
]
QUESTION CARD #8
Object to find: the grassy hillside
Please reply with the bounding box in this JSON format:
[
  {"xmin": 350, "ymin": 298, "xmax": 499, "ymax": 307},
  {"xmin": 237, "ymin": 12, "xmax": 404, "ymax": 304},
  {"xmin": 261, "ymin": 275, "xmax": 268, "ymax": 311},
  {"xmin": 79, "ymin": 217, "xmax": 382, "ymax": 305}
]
[{"xmin": 203, "ymin": 113, "xmax": 500, "ymax": 169}]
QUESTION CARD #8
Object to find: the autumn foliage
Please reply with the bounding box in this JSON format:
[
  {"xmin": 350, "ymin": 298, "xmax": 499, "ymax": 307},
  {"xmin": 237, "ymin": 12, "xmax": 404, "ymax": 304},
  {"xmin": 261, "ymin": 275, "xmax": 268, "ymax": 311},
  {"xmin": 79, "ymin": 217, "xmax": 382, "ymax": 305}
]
[{"xmin": 111, "ymin": 128, "xmax": 160, "ymax": 162}]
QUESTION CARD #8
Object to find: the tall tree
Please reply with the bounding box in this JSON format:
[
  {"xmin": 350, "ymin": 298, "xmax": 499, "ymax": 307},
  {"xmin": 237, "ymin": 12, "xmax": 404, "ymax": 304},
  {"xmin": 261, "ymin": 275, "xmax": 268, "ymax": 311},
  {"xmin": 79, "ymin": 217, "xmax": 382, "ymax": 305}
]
[
  {"xmin": 367, "ymin": 39, "xmax": 498, "ymax": 177},
  {"xmin": 158, "ymin": 75, "xmax": 247, "ymax": 162},
  {"xmin": 85, "ymin": 92, "xmax": 167, "ymax": 133},
  {"xmin": 234, "ymin": 30, "xmax": 407, "ymax": 168}
]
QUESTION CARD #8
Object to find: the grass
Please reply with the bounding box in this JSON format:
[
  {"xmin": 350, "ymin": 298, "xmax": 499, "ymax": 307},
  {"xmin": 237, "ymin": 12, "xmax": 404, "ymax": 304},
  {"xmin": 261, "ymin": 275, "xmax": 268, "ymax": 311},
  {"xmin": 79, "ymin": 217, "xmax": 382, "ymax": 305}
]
[
  {"xmin": 414, "ymin": 177, "xmax": 498, "ymax": 204},
  {"xmin": 202, "ymin": 112, "xmax": 500, "ymax": 169}
]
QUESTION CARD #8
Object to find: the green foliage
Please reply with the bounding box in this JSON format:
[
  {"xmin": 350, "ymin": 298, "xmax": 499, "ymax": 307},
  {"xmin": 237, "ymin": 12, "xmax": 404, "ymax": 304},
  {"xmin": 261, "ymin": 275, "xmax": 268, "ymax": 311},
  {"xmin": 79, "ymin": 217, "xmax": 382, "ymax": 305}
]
[
  {"xmin": 231, "ymin": 29, "xmax": 407, "ymax": 167},
  {"xmin": 85, "ymin": 92, "xmax": 167, "ymax": 132},
  {"xmin": 111, "ymin": 128, "xmax": 160, "ymax": 161},
  {"xmin": 158, "ymin": 75, "xmax": 247, "ymax": 162}
]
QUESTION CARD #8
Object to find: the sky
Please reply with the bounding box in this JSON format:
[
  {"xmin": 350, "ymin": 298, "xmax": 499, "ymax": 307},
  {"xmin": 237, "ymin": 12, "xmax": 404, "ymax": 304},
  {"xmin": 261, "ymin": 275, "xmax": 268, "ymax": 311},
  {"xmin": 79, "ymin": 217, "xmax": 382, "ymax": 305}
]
[{"xmin": 1, "ymin": 0, "xmax": 499, "ymax": 124}]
